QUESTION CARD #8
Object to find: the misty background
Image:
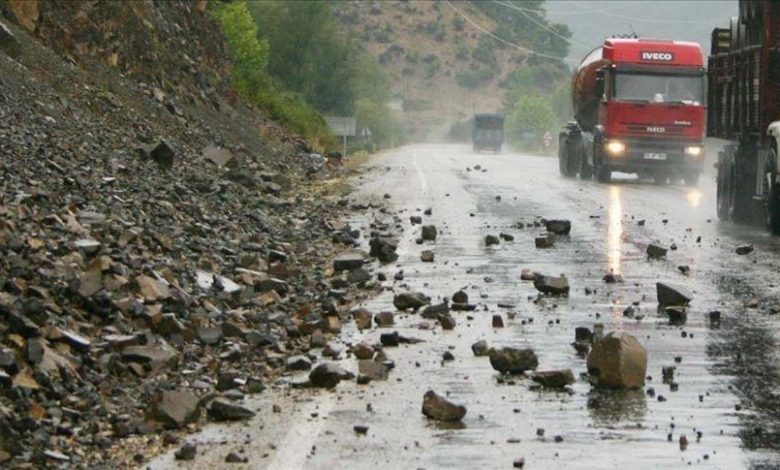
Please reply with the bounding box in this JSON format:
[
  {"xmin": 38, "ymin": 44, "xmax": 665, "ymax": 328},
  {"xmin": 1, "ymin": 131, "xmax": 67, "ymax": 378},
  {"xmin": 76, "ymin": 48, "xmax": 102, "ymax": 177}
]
[{"xmin": 546, "ymin": 0, "xmax": 738, "ymax": 63}]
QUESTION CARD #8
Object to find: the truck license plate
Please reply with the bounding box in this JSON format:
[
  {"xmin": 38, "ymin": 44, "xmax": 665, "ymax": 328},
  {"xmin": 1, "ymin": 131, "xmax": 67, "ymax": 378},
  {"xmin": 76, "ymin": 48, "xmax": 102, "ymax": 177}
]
[{"xmin": 644, "ymin": 153, "xmax": 667, "ymax": 160}]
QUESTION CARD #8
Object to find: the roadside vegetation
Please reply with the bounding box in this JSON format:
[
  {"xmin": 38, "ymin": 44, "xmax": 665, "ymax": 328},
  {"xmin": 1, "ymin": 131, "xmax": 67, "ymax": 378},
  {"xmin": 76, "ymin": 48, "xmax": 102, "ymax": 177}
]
[{"xmin": 211, "ymin": 1, "xmax": 403, "ymax": 152}]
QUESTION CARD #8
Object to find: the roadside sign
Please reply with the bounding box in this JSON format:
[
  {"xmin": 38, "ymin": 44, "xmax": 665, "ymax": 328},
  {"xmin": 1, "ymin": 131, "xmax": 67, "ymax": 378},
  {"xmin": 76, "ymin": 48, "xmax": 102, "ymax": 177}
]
[{"xmin": 324, "ymin": 116, "xmax": 357, "ymax": 137}]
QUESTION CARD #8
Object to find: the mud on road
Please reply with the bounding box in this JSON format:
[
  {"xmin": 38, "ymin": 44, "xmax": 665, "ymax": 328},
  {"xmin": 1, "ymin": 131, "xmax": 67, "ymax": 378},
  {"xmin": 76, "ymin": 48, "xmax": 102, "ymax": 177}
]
[{"xmin": 150, "ymin": 144, "xmax": 780, "ymax": 469}]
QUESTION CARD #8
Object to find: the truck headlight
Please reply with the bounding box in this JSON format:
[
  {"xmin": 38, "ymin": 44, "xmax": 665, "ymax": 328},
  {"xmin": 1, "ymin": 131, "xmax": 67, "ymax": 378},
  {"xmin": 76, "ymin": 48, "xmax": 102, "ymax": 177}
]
[
  {"xmin": 685, "ymin": 146, "xmax": 703, "ymax": 156},
  {"xmin": 605, "ymin": 141, "xmax": 626, "ymax": 155}
]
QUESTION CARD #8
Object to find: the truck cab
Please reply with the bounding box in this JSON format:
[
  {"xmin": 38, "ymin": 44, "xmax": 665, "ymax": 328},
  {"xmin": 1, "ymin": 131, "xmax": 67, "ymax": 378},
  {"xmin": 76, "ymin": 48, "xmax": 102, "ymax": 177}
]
[{"xmin": 561, "ymin": 38, "xmax": 706, "ymax": 184}]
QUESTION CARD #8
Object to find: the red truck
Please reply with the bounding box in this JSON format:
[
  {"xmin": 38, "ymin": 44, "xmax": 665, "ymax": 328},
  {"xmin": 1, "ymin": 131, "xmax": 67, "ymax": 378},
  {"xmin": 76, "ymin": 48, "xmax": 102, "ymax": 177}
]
[
  {"xmin": 559, "ymin": 38, "xmax": 706, "ymax": 184},
  {"xmin": 710, "ymin": 0, "xmax": 780, "ymax": 233}
]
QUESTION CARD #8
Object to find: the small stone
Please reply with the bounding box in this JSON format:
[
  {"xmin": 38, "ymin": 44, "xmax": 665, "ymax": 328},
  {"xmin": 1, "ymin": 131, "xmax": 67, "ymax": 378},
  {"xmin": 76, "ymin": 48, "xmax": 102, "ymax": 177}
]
[
  {"xmin": 442, "ymin": 351, "xmax": 455, "ymax": 361},
  {"xmin": 309, "ymin": 362, "xmax": 355, "ymax": 388},
  {"xmin": 647, "ymin": 243, "xmax": 668, "ymax": 259},
  {"xmin": 452, "ymin": 290, "xmax": 469, "ymax": 304},
  {"xmin": 735, "ymin": 244, "xmax": 754, "ymax": 255},
  {"xmin": 471, "ymin": 340, "xmax": 489, "ymax": 356},
  {"xmin": 149, "ymin": 389, "xmax": 200, "ymax": 429},
  {"xmin": 545, "ymin": 220, "xmax": 571, "ymax": 235},
  {"xmin": 286, "ymin": 355, "xmax": 312, "ymax": 371},
  {"xmin": 491, "ymin": 315, "xmax": 504, "ymax": 328},
  {"xmin": 485, "ymin": 234, "xmax": 500, "ymax": 246},
  {"xmin": 533, "ymin": 274, "xmax": 569, "ymax": 295},
  {"xmin": 352, "ymin": 308, "xmax": 373, "ymax": 330},
  {"xmin": 374, "ymin": 311, "xmax": 395, "ymax": 326},
  {"xmin": 352, "ymin": 342, "xmax": 374, "ymax": 360},
  {"xmin": 410, "ymin": 216, "xmax": 422, "ymax": 225},
  {"xmin": 420, "ymin": 250, "xmax": 435, "ymax": 262},
  {"xmin": 657, "ymin": 282, "xmax": 693, "ymax": 307},
  {"xmin": 225, "ymin": 452, "xmax": 248, "ymax": 463},
  {"xmin": 531, "ymin": 369, "xmax": 575, "ymax": 388},
  {"xmin": 175, "ymin": 442, "xmax": 197, "ymax": 461},
  {"xmin": 513, "ymin": 458, "xmax": 526, "ymax": 468},
  {"xmin": 437, "ymin": 312, "xmax": 456, "ymax": 330},
  {"xmin": 489, "ymin": 347, "xmax": 539, "ymax": 374},
  {"xmin": 421, "ymin": 225, "xmax": 437, "ymax": 241},
  {"xmin": 354, "ymin": 425, "xmax": 369, "ymax": 434},
  {"xmin": 393, "ymin": 292, "xmax": 429, "ymax": 311},
  {"xmin": 208, "ymin": 399, "xmax": 256, "ymax": 421},
  {"xmin": 535, "ymin": 234, "xmax": 556, "ymax": 248},
  {"xmin": 333, "ymin": 253, "xmax": 365, "ymax": 271}
]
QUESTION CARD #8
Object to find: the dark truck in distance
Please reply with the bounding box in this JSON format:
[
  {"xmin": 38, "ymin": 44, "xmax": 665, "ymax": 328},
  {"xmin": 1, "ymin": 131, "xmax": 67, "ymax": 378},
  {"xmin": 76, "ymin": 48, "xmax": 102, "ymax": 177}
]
[
  {"xmin": 710, "ymin": 0, "xmax": 780, "ymax": 234},
  {"xmin": 559, "ymin": 38, "xmax": 706, "ymax": 184},
  {"xmin": 473, "ymin": 114, "xmax": 504, "ymax": 153}
]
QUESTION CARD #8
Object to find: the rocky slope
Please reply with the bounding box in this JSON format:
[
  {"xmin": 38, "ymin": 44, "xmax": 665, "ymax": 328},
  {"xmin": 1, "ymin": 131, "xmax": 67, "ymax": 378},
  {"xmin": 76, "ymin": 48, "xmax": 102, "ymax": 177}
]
[
  {"xmin": 332, "ymin": 0, "xmax": 527, "ymax": 140},
  {"xmin": 0, "ymin": 1, "xmax": 370, "ymax": 466}
]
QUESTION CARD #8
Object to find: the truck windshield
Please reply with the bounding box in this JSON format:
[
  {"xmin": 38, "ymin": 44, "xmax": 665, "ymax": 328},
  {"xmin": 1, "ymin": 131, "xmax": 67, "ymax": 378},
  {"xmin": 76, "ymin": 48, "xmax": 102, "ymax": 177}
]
[{"xmin": 614, "ymin": 72, "xmax": 703, "ymax": 104}]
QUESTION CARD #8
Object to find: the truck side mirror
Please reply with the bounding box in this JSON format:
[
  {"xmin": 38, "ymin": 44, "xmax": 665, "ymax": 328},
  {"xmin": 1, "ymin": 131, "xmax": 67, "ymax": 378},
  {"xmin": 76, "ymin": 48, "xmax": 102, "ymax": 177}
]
[{"xmin": 595, "ymin": 69, "xmax": 605, "ymax": 99}]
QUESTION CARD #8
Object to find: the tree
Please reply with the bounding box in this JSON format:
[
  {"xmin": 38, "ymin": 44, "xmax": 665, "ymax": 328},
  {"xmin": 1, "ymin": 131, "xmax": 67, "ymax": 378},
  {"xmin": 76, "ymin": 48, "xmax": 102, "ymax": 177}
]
[
  {"xmin": 506, "ymin": 95, "xmax": 556, "ymax": 148},
  {"xmin": 211, "ymin": 1, "xmax": 269, "ymax": 96}
]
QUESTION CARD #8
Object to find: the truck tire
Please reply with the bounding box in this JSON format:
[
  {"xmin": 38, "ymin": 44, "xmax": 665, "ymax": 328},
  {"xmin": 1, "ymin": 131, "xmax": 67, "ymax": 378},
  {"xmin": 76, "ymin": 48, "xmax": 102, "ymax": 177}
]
[
  {"xmin": 596, "ymin": 164, "xmax": 611, "ymax": 183},
  {"xmin": 764, "ymin": 148, "xmax": 780, "ymax": 235},
  {"xmin": 653, "ymin": 172, "xmax": 668, "ymax": 185},
  {"xmin": 558, "ymin": 135, "xmax": 576, "ymax": 177},
  {"xmin": 578, "ymin": 142, "xmax": 592, "ymax": 180},
  {"xmin": 716, "ymin": 154, "xmax": 734, "ymax": 220}
]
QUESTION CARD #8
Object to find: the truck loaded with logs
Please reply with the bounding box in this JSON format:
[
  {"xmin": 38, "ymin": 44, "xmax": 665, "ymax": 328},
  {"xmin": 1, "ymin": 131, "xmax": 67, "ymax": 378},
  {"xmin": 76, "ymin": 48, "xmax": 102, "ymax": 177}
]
[
  {"xmin": 559, "ymin": 38, "xmax": 706, "ymax": 185},
  {"xmin": 710, "ymin": 0, "xmax": 780, "ymax": 234}
]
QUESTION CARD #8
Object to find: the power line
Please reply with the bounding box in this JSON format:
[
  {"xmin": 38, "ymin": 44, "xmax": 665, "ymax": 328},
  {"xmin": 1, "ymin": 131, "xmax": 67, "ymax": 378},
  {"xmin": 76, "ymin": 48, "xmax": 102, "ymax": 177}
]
[
  {"xmin": 444, "ymin": 0, "xmax": 574, "ymax": 63},
  {"xmin": 491, "ymin": 0, "xmax": 592, "ymax": 51}
]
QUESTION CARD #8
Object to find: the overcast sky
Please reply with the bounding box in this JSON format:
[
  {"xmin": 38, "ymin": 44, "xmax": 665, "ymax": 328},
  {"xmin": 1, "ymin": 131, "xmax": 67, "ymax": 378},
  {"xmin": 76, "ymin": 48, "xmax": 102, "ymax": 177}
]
[{"xmin": 543, "ymin": 0, "xmax": 738, "ymax": 63}]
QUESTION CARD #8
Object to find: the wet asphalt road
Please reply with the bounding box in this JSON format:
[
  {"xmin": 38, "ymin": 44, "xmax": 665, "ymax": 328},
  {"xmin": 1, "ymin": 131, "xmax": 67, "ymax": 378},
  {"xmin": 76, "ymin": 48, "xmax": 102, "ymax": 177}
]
[{"xmin": 149, "ymin": 144, "xmax": 780, "ymax": 469}]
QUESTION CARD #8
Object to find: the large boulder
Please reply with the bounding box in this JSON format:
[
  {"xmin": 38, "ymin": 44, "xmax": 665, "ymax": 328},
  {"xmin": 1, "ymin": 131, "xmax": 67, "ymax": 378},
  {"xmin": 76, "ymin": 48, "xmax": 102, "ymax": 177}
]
[
  {"xmin": 488, "ymin": 347, "xmax": 538, "ymax": 374},
  {"xmin": 656, "ymin": 282, "xmax": 693, "ymax": 307},
  {"xmin": 421, "ymin": 390, "xmax": 466, "ymax": 422},
  {"xmin": 586, "ymin": 332, "xmax": 647, "ymax": 389}
]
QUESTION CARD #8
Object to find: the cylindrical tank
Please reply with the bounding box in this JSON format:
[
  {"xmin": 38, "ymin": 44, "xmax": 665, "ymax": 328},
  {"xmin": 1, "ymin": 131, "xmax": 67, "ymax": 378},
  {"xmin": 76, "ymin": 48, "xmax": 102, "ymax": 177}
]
[{"xmin": 572, "ymin": 46, "xmax": 609, "ymax": 132}]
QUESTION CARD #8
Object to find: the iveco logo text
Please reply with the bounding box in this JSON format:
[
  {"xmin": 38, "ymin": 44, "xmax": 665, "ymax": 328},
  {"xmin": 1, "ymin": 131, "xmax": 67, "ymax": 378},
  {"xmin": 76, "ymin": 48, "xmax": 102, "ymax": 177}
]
[
  {"xmin": 641, "ymin": 51, "xmax": 674, "ymax": 61},
  {"xmin": 646, "ymin": 126, "xmax": 666, "ymax": 133}
]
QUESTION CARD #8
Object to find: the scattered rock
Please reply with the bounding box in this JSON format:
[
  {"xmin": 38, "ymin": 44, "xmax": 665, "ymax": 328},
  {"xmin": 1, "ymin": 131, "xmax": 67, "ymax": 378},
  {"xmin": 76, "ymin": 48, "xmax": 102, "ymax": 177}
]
[
  {"xmin": 532, "ymin": 369, "xmax": 575, "ymax": 388},
  {"xmin": 520, "ymin": 269, "xmax": 537, "ymax": 281},
  {"xmin": 535, "ymin": 234, "xmax": 556, "ymax": 248},
  {"xmin": 736, "ymin": 244, "xmax": 754, "ymax": 255},
  {"xmin": 421, "ymin": 390, "xmax": 466, "ymax": 422},
  {"xmin": 533, "ymin": 274, "xmax": 569, "ymax": 295},
  {"xmin": 149, "ymin": 389, "xmax": 200, "ymax": 429},
  {"xmin": 603, "ymin": 272, "xmax": 624, "ymax": 283},
  {"xmin": 587, "ymin": 332, "xmax": 647, "ymax": 389},
  {"xmin": 437, "ymin": 312, "xmax": 457, "ymax": 330},
  {"xmin": 410, "ymin": 215, "xmax": 422, "ymax": 225},
  {"xmin": 225, "ymin": 452, "xmax": 248, "ymax": 463},
  {"xmin": 333, "ymin": 253, "xmax": 365, "ymax": 271},
  {"xmin": 452, "ymin": 290, "xmax": 468, "ymax": 304},
  {"xmin": 471, "ymin": 340, "xmax": 489, "ymax": 356},
  {"xmin": 352, "ymin": 342, "xmax": 374, "ymax": 360},
  {"xmin": 647, "ymin": 243, "xmax": 668, "ymax": 259},
  {"xmin": 485, "ymin": 234, "xmax": 500, "ymax": 246},
  {"xmin": 208, "ymin": 399, "xmax": 256, "ymax": 421},
  {"xmin": 656, "ymin": 282, "xmax": 693, "ymax": 307},
  {"xmin": 358, "ymin": 360, "xmax": 389, "ymax": 381},
  {"xmin": 374, "ymin": 311, "xmax": 395, "ymax": 326},
  {"xmin": 352, "ymin": 309, "xmax": 373, "ymax": 330},
  {"xmin": 420, "ymin": 250, "xmax": 435, "ymax": 262},
  {"xmin": 369, "ymin": 237, "xmax": 398, "ymax": 263},
  {"xmin": 491, "ymin": 315, "xmax": 504, "ymax": 328},
  {"xmin": 545, "ymin": 220, "xmax": 571, "ymax": 235},
  {"xmin": 499, "ymin": 232, "xmax": 514, "ymax": 241},
  {"xmin": 175, "ymin": 442, "xmax": 197, "ymax": 461},
  {"xmin": 309, "ymin": 362, "xmax": 355, "ymax": 388},
  {"xmin": 421, "ymin": 225, "xmax": 437, "ymax": 241},
  {"xmin": 393, "ymin": 292, "xmax": 429, "ymax": 311},
  {"xmin": 489, "ymin": 347, "xmax": 539, "ymax": 374},
  {"xmin": 286, "ymin": 355, "xmax": 312, "ymax": 371}
]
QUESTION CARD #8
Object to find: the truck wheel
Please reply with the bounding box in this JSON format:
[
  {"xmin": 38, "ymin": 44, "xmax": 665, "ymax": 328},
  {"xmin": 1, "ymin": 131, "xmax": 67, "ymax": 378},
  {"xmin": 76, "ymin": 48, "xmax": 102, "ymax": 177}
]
[
  {"xmin": 683, "ymin": 171, "xmax": 700, "ymax": 186},
  {"xmin": 653, "ymin": 173, "xmax": 668, "ymax": 185},
  {"xmin": 578, "ymin": 144, "xmax": 592, "ymax": 180},
  {"xmin": 764, "ymin": 148, "xmax": 780, "ymax": 235},
  {"xmin": 716, "ymin": 157, "xmax": 733, "ymax": 220},
  {"xmin": 596, "ymin": 164, "xmax": 611, "ymax": 183},
  {"xmin": 558, "ymin": 136, "xmax": 574, "ymax": 177}
]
